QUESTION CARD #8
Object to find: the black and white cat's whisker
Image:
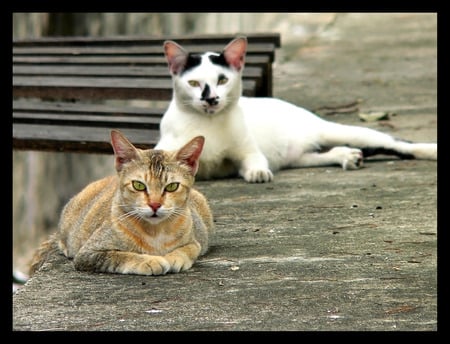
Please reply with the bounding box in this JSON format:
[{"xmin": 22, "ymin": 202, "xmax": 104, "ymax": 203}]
[{"xmin": 179, "ymin": 100, "xmax": 195, "ymax": 106}]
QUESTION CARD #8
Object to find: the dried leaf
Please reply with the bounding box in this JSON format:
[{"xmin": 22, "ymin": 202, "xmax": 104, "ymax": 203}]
[{"xmin": 359, "ymin": 111, "xmax": 391, "ymax": 122}]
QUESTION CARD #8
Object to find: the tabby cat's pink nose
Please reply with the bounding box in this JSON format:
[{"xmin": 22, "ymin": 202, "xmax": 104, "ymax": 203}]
[{"xmin": 148, "ymin": 202, "xmax": 161, "ymax": 212}]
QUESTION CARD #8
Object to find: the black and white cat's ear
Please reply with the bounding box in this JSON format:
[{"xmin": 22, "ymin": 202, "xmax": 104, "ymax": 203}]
[
  {"xmin": 164, "ymin": 40, "xmax": 189, "ymax": 75},
  {"xmin": 110, "ymin": 130, "xmax": 138, "ymax": 172},
  {"xmin": 176, "ymin": 136, "xmax": 205, "ymax": 176},
  {"xmin": 223, "ymin": 36, "xmax": 247, "ymax": 71}
]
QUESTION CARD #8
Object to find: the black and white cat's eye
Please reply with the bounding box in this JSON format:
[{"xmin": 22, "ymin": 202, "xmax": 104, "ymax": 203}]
[
  {"xmin": 188, "ymin": 80, "xmax": 200, "ymax": 87},
  {"xmin": 165, "ymin": 182, "xmax": 180, "ymax": 192},
  {"xmin": 132, "ymin": 180, "xmax": 146, "ymax": 191},
  {"xmin": 217, "ymin": 75, "xmax": 228, "ymax": 85}
]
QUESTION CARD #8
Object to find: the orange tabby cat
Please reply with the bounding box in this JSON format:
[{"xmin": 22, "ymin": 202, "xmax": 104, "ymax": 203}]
[{"xmin": 29, "ymin": 129, "xmax": 214, "ymax": 276}]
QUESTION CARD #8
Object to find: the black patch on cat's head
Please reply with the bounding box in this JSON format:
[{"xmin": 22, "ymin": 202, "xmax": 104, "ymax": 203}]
[
  {"xmin": 209, "ymin": 53, "xmax": 229, "ymax": 68},
  {"xmin": 180, "ymin": 54, "xmax": 202, "ymax": 74}
]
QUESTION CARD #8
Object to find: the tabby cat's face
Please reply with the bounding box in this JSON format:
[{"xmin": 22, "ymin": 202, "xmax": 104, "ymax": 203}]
[
  {"xmin": 174, "ymin": 52, "xmax": 241, "ymax": 115},
  {"xmin": 117, "ymin": 151, "xmax": 193, "ymax": 225}
]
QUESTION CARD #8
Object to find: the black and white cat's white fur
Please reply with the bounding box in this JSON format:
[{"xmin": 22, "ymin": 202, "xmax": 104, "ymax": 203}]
[{"xmin": 155, "ymin": 36, "xmax": 437, "ymax": 183}]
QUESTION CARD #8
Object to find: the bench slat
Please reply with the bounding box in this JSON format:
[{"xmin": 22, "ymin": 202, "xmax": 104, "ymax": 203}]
[
  {"xmin": 13, "ymin": 112, "xmax": 161, "ymax": 129},
  {"xmin": 13, "ymin": 99, "xmax": 166, "ymax": 116},
  {"xmin": 13, "ymin": 76, "xmax": 257, "ymax": 100},
  {"xmin": 13, "ymin": 33, "xmax": 281, "ymax": 47},
  {"xmin": 12, "ymin": 55, "xmax": 271, "ymax": 67},
  {"xmin": 13, "ymin": 123, "xmax": 157, "ymax": 153},
  {"xmin": 12, "ymin": 65, "xmax": 263, "ymax": 95},
  {"xmin": 13, "ymin": 43, "xmax": 277, "ymax": 60},
  {"xmin": 13, "ymin": 65, "xmax": 263, "ymax": 79}
]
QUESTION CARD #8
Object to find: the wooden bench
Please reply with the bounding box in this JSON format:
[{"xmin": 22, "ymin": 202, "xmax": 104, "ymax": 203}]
[{"xmin": 13, "ymin": 33, "xmax": 281, "ymax": 153}]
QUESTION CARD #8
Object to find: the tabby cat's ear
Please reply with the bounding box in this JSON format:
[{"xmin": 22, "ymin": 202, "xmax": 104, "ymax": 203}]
[
  {"xmin": 110, "ymin": 130, "xmax": 138, "ymax": 172},
  {"xmin": 223, "ymin": 36, "xmax": 247, "ymax": 71},
  {"xmin": 164, "ymin": 40, "xmax": 189, "ymax": 75},
  {"xmin": 176, "ymin": 136, "xmax": 205, "ymax": 176}
]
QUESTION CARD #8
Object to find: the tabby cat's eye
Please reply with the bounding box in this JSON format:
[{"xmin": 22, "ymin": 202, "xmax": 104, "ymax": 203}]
[
  {"xmin": 188, "ymin": 80, "xmax": 200, "ymax": 87},
  {"xmin": 165, "ymin": 182, "xmax": 180, "ymax": 192},
  {"xmin": 217, "ymin": 76, "xmax": 228, "ymax": 85},
  {"xmin": 132, "ymin": 180, "xmax": 146, "ymax": 191}
]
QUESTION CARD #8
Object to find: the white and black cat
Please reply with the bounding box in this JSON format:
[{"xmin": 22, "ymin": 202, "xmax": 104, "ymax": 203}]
[{"xmin": 155, "ymin": 36, "xmax": 437, "ymax": 183}]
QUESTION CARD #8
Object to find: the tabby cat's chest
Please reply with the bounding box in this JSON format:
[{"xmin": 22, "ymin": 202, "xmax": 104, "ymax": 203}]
[{"xmin": 132, "ymin": 224, "xmax": 189, "ymax": 255}]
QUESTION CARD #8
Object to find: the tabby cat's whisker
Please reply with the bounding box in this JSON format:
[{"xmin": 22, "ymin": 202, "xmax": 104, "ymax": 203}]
[{"xmin": 168, "ymin": 208, "xmax": 189, "ymax": 220}]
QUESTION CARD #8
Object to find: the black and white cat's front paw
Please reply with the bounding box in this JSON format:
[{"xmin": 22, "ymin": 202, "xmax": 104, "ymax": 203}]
[
  {"xmin": 242, "ymin": 168, "xmax": 274, "ymax": 183},
  {"xmin": 329, "ymin": 147, "xmax": 364, "ymax": 170},
  {"xmin": 240, "ymin": 152, "xmax": 274, "ymax": 182}
]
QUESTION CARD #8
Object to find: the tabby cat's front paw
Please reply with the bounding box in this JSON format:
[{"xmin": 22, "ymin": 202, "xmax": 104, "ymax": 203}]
[
  {"xmin": 140, "ymin": 256, "xmax": 171, "ymax": 275},
  {"xmin": 242, "ymin": 168, "xmax": 274, "ymax": 183},
  {"xmin": 166, "ymin": 255, "xmax": 194, "ymax": 273}
]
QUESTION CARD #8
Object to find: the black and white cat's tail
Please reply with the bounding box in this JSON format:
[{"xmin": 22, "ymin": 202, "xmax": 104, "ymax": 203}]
[
  {"xmin": 327, "ymin": 122, "xmax": 435, "ymax": 158},
  {"xmin": 284, "ymin": 121, "xmax": 436, "ymax": 171},
  {"xmin": 317, "ymin": 121, "xmax": 437, "ymax": 166}
]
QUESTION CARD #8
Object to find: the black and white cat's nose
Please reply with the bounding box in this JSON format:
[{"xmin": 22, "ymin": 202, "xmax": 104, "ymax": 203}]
[
  {"xmin": 203, "ymin": 97, "xmax": 219, "ymax": 106},
  {"xmin": 200, "ymin": 83, "xmax": 219, "ymax": 105}
]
